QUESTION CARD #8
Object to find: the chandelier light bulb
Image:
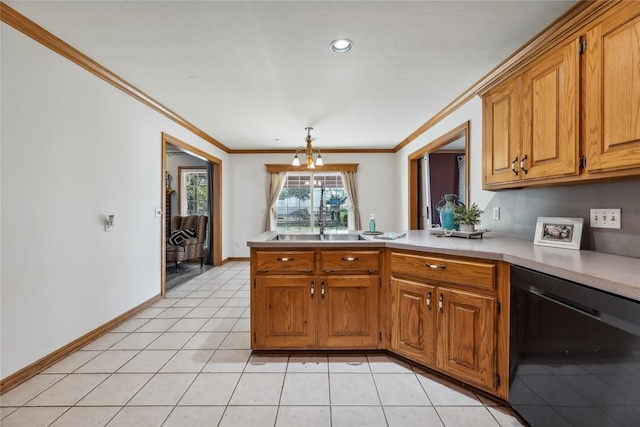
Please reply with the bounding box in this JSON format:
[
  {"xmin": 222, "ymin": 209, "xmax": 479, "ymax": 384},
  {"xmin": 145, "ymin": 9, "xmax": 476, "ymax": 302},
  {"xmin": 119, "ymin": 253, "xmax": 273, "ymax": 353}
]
[{"xmin": 292, "ymin": 127, "xmax": 323, "ymax": 169}]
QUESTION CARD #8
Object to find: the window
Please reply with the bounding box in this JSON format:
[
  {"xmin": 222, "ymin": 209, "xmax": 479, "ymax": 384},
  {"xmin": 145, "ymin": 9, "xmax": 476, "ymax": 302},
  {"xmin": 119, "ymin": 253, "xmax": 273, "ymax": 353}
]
[
  {"xmin": 179, "ymin": 167, "xmax": 208, "ymax": 216},
  {"xmin": 276, "ymin": 172, "xmax": 350, "ymax": 233}
]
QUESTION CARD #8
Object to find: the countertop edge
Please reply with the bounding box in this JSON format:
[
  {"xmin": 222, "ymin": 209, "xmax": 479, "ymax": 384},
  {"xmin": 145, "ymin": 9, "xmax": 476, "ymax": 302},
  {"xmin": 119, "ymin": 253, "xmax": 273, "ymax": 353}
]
[{"xmin": 247, "ymin": 231, "xmax": 640, "ymax": 301}]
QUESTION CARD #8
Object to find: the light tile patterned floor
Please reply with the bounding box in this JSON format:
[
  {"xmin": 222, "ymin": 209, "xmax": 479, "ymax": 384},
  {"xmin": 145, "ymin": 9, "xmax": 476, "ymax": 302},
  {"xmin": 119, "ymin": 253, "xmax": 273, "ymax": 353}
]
[{"xmin": 0, "ymin": 261, "xmax": 524, "ymax": 426}]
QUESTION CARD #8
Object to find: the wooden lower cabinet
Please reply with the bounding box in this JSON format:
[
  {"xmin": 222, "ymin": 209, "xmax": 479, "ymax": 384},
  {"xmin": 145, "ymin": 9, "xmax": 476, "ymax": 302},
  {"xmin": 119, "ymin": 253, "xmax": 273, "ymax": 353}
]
[
  {"xmin": 317, "ymin": 275, "xmax": 379, "ymax": 348},
  {"xmin": 391, "ymin": 278, "xmax": 436, "ymax": 365},
  {"xmin": 391, "ymin": 278, "xmax": 498, "ymax": 391},
  {"xmin": 251, "ymin": 248, "xmax": 507, "ymax": 398},
  {"xmin": 436, "ymin": 287, "xmax": 497, "ymax": 390},
  {"xmin": 253, "ymin": 274, "xmax": 379, "ymax": 349},
  {"xmin": 253, "ymin": 275, "xmax": 316, "ymax": 349}
]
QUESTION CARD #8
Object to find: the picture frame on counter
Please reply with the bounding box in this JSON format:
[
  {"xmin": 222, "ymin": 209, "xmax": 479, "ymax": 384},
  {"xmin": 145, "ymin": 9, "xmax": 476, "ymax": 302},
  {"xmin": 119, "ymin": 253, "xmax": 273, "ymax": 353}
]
[{"xmin": 533, "ymin": 217, "xmax": 583, "ymax": 250}]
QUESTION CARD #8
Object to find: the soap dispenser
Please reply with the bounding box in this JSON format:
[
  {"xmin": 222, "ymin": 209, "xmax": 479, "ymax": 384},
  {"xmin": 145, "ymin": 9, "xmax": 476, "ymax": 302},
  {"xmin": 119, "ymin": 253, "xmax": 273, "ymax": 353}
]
[{"xmin": 369, "ymin": 214, "xmax": 376, "ymax": 232}]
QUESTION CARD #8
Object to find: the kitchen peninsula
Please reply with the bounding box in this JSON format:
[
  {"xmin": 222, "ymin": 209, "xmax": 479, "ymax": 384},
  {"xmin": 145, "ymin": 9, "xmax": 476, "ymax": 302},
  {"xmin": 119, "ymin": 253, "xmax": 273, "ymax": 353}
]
[{"xmin": 247, "ymin": 231, "xmax": 640, "ymax": 401}]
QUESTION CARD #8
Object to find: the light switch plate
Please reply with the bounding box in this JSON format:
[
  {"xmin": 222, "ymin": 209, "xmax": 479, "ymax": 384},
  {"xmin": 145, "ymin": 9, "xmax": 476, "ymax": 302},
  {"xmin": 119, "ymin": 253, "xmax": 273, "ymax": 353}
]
[
  {"xmin": 493, "ymin": 207, "xmax": 500, "ymax": 221},
  {"xmin": 590, "ymin": 208, "xmax": 621, "ymax": 229},
  {"xmin": 155, "ymin": 207, "xmax": 162, "ymax": 218}
]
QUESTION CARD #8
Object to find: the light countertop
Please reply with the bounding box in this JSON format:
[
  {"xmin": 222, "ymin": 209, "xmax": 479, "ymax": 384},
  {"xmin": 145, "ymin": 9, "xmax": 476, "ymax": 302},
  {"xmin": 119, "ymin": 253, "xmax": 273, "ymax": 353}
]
[{"xmin": 247, "ymin": 230, "xmax": 640, "ymax": 302}]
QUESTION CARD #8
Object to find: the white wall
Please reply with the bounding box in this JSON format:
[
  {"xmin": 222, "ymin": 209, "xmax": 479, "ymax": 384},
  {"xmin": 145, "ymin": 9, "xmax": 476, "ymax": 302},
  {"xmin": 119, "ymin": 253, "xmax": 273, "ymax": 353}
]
[
  {"xmin": 0, "ymin": 24, "xmax": 230, "ymax": 378},
  {"xmin": 395, "ymin": 96, "xmax": 494, "ymax": 229},
  {"xmin": 228, "ymin": 152, "xmax": 398, "ymax": 258}
]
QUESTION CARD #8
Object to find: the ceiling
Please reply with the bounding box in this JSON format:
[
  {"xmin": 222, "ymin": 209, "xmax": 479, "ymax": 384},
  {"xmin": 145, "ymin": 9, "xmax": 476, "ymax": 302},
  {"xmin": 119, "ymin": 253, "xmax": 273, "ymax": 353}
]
[{"xmin": 6, "ymin": 1, "xmax": 577, "ymax": 150}]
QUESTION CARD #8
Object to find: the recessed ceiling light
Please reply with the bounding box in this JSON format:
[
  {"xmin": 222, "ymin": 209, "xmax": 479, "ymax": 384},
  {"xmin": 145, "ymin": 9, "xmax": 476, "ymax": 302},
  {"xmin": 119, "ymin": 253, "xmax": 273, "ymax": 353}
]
[{"xmin": 330, "ymin": 39, "xmax": 353, "ymax": 54}]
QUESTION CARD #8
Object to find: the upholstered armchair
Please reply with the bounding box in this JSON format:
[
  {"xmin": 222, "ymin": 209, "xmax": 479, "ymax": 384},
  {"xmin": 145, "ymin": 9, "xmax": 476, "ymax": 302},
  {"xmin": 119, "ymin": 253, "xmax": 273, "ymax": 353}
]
[{"xmin": 166, "ymin": 215, "xmax": 208, "ymax": 271}]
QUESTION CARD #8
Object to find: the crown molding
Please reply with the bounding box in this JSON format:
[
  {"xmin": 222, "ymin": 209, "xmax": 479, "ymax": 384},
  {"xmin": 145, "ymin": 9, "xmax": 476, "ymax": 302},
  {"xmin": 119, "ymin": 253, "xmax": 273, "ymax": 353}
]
[
  {"xmin": 265, "ymin": 164, "xmax": 358, "ymax": 173},
  {"xmin": 0, "ymin": 1, "xmax": 229, "ymax": 153},
  {"xmin": 393, "ymin": 0, "xmax": 612, "ymax": 153},
  {"xmin": 229, "ymin": 148, "xmax": 394, "ymax": 155}
]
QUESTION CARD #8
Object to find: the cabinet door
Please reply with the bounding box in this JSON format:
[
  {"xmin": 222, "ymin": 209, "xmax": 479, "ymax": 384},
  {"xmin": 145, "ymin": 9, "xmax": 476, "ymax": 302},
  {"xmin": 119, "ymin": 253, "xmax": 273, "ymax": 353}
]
[
  {"xmin": 483, "ymin": 76, "xmax": 522, "ymax": 187},
  {"xmin": 521, "ymin": 38, "xmax": 580, "ymax": 180},
  {"xmin": 436, "ymin": 287, "xmax": 496, "ymax": 390},
  {"xmin": 391, "ymin": 277, "xmax": 436, "ymax": 365},
  {"xmin": 585, "ymin": 4, "xmax": 640, "ymax": 173},
  {"xmin": 253, "ymin": 276, "xmax": 316, "ymax": 349},
  {"xmin": 317, "ymin": 275, "xmax": 378, "ymax": 348}
]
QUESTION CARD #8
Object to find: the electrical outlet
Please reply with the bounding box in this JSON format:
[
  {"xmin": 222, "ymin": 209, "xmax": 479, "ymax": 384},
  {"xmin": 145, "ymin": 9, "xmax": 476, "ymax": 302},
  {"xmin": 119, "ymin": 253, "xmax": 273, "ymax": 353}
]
[
  {"xmin": 492, "ymin": 207, "xmax": 500, "ymax": 221},
  {"xmin": 590, "ymin": 208, "xmax": 621, "ymax": 229}
]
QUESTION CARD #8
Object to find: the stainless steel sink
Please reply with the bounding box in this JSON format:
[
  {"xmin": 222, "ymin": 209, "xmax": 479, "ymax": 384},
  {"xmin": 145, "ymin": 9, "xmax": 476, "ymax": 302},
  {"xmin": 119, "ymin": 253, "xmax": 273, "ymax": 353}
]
[
  {"xmin": 269, "ymin": 233, "xmax": 366, "ymax": 241},
  {"xmin": 270, "ymin": 234, "xmax": 321, "ymax": 241},
  {"xmin": 321, "ymin": 233, "xmax": 366, "ymax": 241}
]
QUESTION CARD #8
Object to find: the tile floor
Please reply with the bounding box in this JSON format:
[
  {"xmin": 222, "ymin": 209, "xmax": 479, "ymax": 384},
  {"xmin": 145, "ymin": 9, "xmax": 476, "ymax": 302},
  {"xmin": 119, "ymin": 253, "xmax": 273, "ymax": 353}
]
[{"xmin": 0, "ymin": 261, "xmax": 524, "ymax": 426}]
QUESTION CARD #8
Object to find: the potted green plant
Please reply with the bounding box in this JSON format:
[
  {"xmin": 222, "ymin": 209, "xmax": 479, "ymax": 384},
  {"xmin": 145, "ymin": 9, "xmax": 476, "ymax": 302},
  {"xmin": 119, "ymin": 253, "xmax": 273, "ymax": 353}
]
[{"xmin": 453, "ymin": 203, "xmax": 484, "ymax": 232}]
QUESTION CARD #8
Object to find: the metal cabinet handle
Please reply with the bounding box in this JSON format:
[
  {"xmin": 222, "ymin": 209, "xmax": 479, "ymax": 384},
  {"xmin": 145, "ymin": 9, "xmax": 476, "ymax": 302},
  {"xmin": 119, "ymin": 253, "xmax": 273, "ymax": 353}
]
[
  {"xmin": 321, "ymin": 282, "xmax": 325, "ymax": 299},
  {"xmin": 311, "ymin": 281, "xmax": 315, "ymax": 299},
  {"xmin": 342, "ymin": 257, "xmax": 359, "ymax": 262},
  {"xmin": 277, "ymin": 257, "xmax": 294, "ymax": 262},
  {"xmin": 511, "ymin": 156, "xmax": 519, "ymax": 176},
  {"xmin": 425, "ymin": 263, "xmax": 446, "ymax": 269},
  {"xmin": 439, "ymin": 293, "xmax": 444, "ymax": 313},
  {"xmin": 426, "ymin": 292, "xmax": 432, "ymax": 311},
  {"xmin": 520, "ymin": 154, "xmax": 528, "ymax": 174}
]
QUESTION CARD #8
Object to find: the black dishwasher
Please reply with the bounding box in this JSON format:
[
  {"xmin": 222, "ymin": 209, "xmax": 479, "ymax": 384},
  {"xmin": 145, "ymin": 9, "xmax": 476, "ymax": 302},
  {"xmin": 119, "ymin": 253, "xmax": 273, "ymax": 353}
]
[{"xmin": 509, "ymin": 265, "xmax": 640, "ymax": 427}]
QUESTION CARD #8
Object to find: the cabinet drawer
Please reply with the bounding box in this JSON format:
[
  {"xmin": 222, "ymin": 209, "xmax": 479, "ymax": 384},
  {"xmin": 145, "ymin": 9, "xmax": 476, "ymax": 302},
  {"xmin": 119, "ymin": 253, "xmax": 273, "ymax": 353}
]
[
  {"xmin": 255, "ymin": 251, "xmax": 315, "ymax": 273},
  {"xmin": 390, "ymin": 252, "xmax": 495, "ymax": 290},
  {"xmin": 320, "ymin": 251, "xmax": 380, "ymax": 273}
]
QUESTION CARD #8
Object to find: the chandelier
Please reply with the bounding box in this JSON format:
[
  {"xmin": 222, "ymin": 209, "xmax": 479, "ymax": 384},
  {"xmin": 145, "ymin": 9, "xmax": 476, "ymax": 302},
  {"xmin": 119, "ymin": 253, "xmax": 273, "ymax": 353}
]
[{"xmin": 292, "ymin": 127, "xmax": 324, "ymax": 169}]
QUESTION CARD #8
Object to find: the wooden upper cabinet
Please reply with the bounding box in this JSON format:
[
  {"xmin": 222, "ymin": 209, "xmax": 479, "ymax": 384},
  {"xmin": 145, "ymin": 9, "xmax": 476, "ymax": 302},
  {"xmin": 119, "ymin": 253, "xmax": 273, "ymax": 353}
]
[
  {"xmin": 317, "ymin": 275, "xmax": 378, "ymax": 348},
  {"xmin": 436, "ymin": 287, "xmax": 496, "ymax": 390},
  {"xmin": 392, "ymin": 277, "xmax": 436, "ymax": 365},
  {"xmin": 521, "ymin": 38, "xmax": 580, "ymax": 181},
  {"xmin": 585, "ymin": 4, "xmax": 640, "ymax": 173},
  {"xmin": 483, "ymin": 76, "xmax": 522, "ymax": 187},
  {"xmin": 483, "ymin": 37, "xmax": 580, "ymax": 188}
]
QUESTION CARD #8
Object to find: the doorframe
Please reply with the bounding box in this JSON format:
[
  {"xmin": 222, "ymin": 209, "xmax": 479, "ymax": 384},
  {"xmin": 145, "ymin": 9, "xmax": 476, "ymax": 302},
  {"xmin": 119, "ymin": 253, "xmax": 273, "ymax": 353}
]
[
  {"xmin": 161, "ymin": 132, "xmax": 223, "ymax": 296},
  {"xmin": 408, "ymin": 121, "xmax": 470, "ymax": 229}
]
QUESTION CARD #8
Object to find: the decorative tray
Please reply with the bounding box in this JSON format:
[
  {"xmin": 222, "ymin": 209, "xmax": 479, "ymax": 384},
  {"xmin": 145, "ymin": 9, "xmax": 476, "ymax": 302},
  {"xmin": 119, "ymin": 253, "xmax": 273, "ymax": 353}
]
[
  {"xmin": 428, "ymin": 227, "xmax": 490, "ymax": 239},
  {"xmin": 362, "ymin": 231, "xmax": 384, "ymax": 236}
]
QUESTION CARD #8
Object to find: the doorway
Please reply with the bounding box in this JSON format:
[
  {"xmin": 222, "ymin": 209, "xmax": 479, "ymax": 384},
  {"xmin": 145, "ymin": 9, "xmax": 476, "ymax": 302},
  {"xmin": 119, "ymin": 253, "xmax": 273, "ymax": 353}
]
[
  {"xmin": 161, "ymin": 133, "xmax": 222, "ymax": 296},
  {"xmin": 408, "ymin": 121, "xmax": 470, "ymax": 229}
]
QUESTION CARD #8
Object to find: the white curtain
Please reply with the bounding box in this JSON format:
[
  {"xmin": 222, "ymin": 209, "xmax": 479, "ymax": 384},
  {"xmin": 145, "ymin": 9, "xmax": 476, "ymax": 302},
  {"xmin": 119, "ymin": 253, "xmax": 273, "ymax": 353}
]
[
  {"xmin": 340, "ymin": 171, "xmax": 361, "ymax": 230},
  {"xmin": 264, "ymin": 172, "xmax": 286, "ymax": 232}
]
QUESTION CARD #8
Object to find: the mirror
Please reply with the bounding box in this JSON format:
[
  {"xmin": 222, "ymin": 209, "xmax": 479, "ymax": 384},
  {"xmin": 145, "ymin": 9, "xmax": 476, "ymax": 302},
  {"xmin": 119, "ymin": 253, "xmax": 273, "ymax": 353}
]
[{"xmin": 408, "ymin": 121, "xmax": 469, "ymax": 229}]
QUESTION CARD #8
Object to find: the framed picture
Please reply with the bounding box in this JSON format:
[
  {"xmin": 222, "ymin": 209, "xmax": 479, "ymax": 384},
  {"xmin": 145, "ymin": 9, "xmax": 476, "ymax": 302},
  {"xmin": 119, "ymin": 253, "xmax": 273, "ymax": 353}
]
[{"xmin": 534, "ymin": 217, "xmax": 583, "ymax": 250}]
